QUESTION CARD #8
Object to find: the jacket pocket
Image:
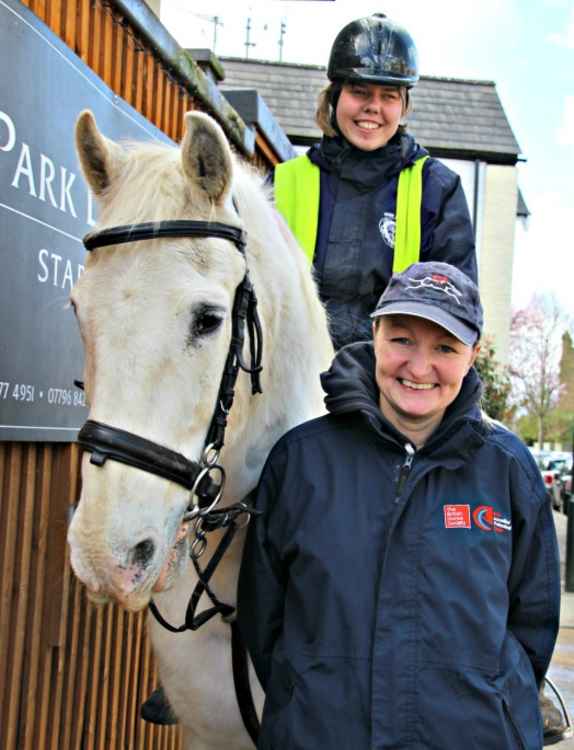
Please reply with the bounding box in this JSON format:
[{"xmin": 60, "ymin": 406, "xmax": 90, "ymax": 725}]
[
  {"xmin": 261, "ymin": 655, "xmax": 370, "ymax": 750},
  {"xmin": 418, "ymin": 665, "xmax": 524, "ymax": 750}
]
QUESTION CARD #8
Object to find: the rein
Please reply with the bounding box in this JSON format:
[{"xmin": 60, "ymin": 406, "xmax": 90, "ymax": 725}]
[{"xmin": 76, "ymin": 216, "xmax": 262, "ymax": 745}]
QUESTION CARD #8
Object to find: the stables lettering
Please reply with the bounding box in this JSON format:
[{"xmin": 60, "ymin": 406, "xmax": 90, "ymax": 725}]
[
  {"xmin": 38, "ymin": 248, "xmax": 84, "ymax": 291},
  {"xmin": 1, "ymin": 109, "xmax": 79, "ymax": 218}
]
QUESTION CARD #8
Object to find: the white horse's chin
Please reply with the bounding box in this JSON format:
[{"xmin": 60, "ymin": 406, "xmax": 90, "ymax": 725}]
[
  {"xmin": 86, "ymin": 589, "xmax": 111, "ymax": 606},
  {"xmin": 152, "ymin": 533, "xmax": 189, "ymax": 594},
  {"xmin": 84, "ymin": 585, "xmax": 149, "ymax": 612},
  {"xmin": 116, "ymin": 589, "xmax": 154, "ymax": 612}
]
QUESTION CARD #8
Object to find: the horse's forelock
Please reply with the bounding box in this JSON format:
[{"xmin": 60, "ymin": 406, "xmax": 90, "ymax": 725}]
[{"xmin": 99, "ymin": 141, "xmax": 210, "ymax": 228}]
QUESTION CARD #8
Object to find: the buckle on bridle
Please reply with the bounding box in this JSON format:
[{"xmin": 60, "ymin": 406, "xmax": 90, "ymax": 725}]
[{"xmin": 183, "ymin": 444, "xmax": 226, "ymax": 523}]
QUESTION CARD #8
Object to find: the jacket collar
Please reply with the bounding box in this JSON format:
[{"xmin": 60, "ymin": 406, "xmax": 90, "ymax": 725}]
[
  {"xmin": 321, "ymin": 342, "xmax": 486, "ymax": 461},
  {"xmin": 308, "ymin": 131, "xmax": 427, "ymax": 192}
]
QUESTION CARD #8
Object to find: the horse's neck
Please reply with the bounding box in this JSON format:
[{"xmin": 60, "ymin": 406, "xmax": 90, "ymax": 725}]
[
  {"xmin": 220, "ymin": 330, "xmax": 327, "ymax": 502},
  {"xmin": 218, "ymin": 181, "xmax": 332, "ymax": 502}
]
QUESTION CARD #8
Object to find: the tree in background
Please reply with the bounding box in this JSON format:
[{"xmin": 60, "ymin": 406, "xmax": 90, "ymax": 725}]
[
  {"xmin": 552, "ymin": 331, "xmax": 574, "ymax": 445},
  {"xmin": 509, "ymin": 295, "xmax": 564, "ymax": 447},
  {"xmin": 558, "ymin": 331, "xmax": 574, "ymax": 412},
  {"xmin": 474, "ymin": 338, "xmax": 512, "ymax": 423},
  {"xmin": 515, "ymin": 330, "xmax": 574, "ymax": 447}
]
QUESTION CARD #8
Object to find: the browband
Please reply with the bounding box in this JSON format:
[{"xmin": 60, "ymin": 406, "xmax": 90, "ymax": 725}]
[{"xmin": 83, "ymin": 220, "xmax": 246, "ymax": 252}]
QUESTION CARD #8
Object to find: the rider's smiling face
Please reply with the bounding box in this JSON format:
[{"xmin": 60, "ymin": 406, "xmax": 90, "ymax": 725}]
[
  {"xmin": 372, "ymin": 315, "xmax": 479, "ymax": 445},
  {"xmin": 335, "ymin": 82, "xmax": 404, "ymax": 151}
]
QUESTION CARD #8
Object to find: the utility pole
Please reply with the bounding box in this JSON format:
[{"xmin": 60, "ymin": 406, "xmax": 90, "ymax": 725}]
[
  {"xmin": 244, "ymin": 17, "xmax": 256, "ymax": 59},
  {"xmin": 210, "ymin": 15, "xmax": 223, "ymax": 54},
  {"xmin": 278, "ymin": 20, "xmax": 287, "ymax": 62}
]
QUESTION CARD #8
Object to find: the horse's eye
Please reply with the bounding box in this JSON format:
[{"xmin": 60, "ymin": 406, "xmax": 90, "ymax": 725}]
[{"xmin": 193, "ymin": 308, "xmax": 224, "ymax": 337}]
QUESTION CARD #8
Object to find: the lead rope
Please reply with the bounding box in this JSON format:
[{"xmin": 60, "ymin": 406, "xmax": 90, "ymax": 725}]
[
  {"xmin": 148, "ymin": 505, "xmax": 261, "ymax": 746},
  {"xmin": 148, "ymin": 522, "xmax": 237, "ymax": 632}
]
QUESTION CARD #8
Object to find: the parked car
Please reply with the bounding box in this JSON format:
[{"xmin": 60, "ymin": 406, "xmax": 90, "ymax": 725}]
[
  {"xmin": 541, "ymin": 464, "xmax": 563, "ymax": 511},
  {"xmin": 531, "ymin": 451, "xmax": 572, "ymax": 512},
  {"xmin": 547, "ymin": 454, "xmax": 573, "ymax": 514}
]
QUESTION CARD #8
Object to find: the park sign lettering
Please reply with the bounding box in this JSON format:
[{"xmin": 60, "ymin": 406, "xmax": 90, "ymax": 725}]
[
  {"xmin": 0, "ymin": 0, "xmax": 172, "ymax": 441},
  {"xmin": 1, "ymin": 108, "xmax": 94, "ymax": 291}
]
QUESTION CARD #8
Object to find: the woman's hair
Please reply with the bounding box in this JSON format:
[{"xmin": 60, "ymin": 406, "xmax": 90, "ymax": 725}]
[
  {"xmin": 315, "ymin": 81, "xmax": 411, "ymax": 138},
  {"xmin": 315, "ymin": 83, "xmax": 339, "ymax": 138}
]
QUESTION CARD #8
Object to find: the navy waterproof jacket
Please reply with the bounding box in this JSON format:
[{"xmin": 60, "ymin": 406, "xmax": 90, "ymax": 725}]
[
  {"xmin": 238, "ymin": 343, "xmax": 560, "ymax": 750},
  {"xmin": 305, "ymin": 132, "xmax": 477, "ymax": 350}
]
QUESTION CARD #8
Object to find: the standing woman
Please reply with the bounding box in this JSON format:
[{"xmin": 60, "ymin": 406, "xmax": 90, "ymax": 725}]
[
  {"xmin": 275, "ymin": 13, "xmax": 477, "ymax": 351},
  {"xmin": 238, "ymin": 262, "xmax": 560, "ymax": 750}
]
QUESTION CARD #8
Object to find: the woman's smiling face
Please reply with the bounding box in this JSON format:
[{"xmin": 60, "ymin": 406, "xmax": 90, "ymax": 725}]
[
  {"xmin": 335, "ymin": 82, "xmax": 404, "ymax": 151},
  {"xmin": 373, "ymin": 315, "xmax": 479, "ymax": 445}
]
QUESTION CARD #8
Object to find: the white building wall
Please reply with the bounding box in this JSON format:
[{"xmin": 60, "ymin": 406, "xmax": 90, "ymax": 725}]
[
  {"xmin": 477, "ymin": 164, "xmax": 518, "ymax": 364},
  {"xmin": 439, "ymin": 158, "xmax": 485, "ymax": 267},
  {"xmin": 440, "ymin": 158, "xmax": 477, "ymax": 228},
  {"xmin": 440, "ymin": 158, "xmax": 515, "ymax": 365}
]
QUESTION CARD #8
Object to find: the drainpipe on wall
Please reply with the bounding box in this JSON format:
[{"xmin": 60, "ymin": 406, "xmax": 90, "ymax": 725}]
[
  {"xmin": 472, "ymin": 158, "xmax": 484, "ymax": 265},
  {"xmin": 473, "ymin": 158, "xmax": 480, "ymax": 239}
]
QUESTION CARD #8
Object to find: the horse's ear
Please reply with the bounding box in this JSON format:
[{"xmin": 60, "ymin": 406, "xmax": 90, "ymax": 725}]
[
  {"xmin": 181, "ymin": 112, "xmax": 233, "ymax": 204},
  {"xmin": 75, "ymin": 110, "xmax": 126, "ymax": 195}
]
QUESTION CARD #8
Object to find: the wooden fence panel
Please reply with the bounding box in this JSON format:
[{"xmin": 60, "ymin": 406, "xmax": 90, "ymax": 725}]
[{"xmin": 0, "ymin": 442, "xmax": 182, "ymax": 750}]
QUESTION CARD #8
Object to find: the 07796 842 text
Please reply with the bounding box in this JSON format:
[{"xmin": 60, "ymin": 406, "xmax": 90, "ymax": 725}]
[{"xmin": 0, "ymin": 382, "xmax": 86, "ymax": 407}]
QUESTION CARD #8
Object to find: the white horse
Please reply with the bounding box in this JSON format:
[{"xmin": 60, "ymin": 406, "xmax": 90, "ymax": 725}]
[{"xmin": 68, "ymin": 109, "xmax": 333, "ymax": 749}]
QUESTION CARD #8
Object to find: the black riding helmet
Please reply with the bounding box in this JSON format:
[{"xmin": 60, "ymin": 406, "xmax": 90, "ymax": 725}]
[{"xmin": 327, "ymin": 13, "xmax": 419, "ymax": 89}]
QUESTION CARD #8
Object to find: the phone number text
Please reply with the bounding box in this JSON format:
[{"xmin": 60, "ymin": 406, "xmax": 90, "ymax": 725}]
[{"xmin": 0, "ymin": 382, "xmax": 86, "ymax": 407}]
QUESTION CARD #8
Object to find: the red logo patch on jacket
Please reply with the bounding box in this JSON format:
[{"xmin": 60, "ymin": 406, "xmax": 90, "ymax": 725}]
[
  {"xmin": 443, "ymin": 504, "xmax": 471, "ymax": 529},
  {"xmin": 442, "ymin": 504, "xmax": 511, "ymax": 533}
]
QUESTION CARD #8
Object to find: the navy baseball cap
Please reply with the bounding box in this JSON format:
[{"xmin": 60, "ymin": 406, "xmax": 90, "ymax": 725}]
[{"xmin": 371, "ymin": 262, "xmax": 483, "ymax": 346}]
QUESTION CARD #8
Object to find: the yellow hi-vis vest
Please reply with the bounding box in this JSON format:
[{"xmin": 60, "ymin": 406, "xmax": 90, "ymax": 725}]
[{"xmin": 274, "ymin": 154, "xmax": 429, "ymax": 273}]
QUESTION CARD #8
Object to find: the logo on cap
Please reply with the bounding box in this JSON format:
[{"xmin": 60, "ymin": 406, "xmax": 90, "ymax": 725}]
[{"xmin": 406, "ymin": 274, "xmax": 463, "ymax": 304}]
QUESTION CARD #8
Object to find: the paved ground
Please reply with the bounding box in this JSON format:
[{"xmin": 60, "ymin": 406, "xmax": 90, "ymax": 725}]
[{"xmin": 546, "ymin": 510, "xmax": 574, "ymax": 747}]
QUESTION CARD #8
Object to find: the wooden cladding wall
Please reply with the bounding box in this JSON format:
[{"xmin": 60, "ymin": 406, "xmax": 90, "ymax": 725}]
[
  {"xmin": 0, "ymin": 441, "xmax": 182, "ymax": 749},
  {"xmin": 0, "ymin": 0, "xmax": 276, "ymax": 748},
  {"xmin": 20, "ymin": 0, "xmax": 197, "ymax": 143},
  {"xmin": 17, "ymin": 0, "xmax": 276, "ymax": 166}
]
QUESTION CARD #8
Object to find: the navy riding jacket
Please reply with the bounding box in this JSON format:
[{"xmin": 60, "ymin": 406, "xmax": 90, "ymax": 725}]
[
  {"xmin": 238, "ymin": 343, "xmax": 560, "ymax": 750},
  {"xmin": 306, "ymin": 132, "xmax": 477, "ymax": 350}
]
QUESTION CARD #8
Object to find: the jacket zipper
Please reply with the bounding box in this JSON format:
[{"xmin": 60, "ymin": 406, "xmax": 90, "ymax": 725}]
[{"xmin": 395, "ymin": 443, "xmax": 415, "ymax": 502}]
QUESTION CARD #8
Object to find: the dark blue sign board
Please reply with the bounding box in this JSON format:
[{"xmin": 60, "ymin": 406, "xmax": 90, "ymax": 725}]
[{"xmin": 0, "ymin": 0, "xmax": 173, "ymax": 440}]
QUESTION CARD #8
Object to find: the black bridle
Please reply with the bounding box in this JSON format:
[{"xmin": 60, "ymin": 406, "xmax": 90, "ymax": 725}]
[
  {"xmin": 78, "ymin": 219, "xmax": 262, "ymax": 516},
  {"xmin": 76, "ymin": 217, "xmax": 262, "ymax": 744}
]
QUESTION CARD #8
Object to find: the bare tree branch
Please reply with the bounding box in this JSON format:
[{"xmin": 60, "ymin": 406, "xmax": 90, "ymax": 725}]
[{"xmin": 509, "ymin": 294, "xmax": 565, "ymax": 446}]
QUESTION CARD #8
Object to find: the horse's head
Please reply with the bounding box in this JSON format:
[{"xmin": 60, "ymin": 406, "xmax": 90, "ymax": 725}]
[{"xmin": 68, "ymin": 111, "xmax": 257, "ymax": 610}]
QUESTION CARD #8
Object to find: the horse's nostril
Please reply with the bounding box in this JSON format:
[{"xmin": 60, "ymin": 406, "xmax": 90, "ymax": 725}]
[{"xmin": 130, "ymin": 538, "xmax": 156, "ymax": 569}]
